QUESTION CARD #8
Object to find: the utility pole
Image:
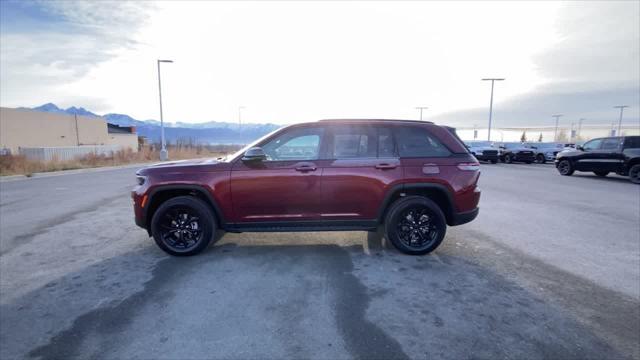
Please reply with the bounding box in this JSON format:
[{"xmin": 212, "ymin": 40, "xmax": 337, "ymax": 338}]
[
  {"xmin": 238, "ymin": 106, "xmax": 245, "ymax": 130},
  {"xmin": 482, "ymin": 78, "xmax": 505, "ymax": 141},
  {"xmin": 614, "ymin": 105, "xmax": 629, "ymax": 136},
  {"xmin": 157, "ymin": 59, "xmax": 174, "ymax": 161},
  {"xmin": 577, "ymin": 118, "xmax": 584, "ymax": 139},
  {"xmin": 415, "ymin": 106, "xmax": 428, "ymax": 121},
  {"xmin": 552, "ymin": 114, "xmax": 563, "ymax": 141}
]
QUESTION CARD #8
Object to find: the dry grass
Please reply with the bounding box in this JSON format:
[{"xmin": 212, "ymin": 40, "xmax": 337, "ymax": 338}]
[{"xmin": 0, "ymin": 145, "xmax": 241, "ymax": 177}]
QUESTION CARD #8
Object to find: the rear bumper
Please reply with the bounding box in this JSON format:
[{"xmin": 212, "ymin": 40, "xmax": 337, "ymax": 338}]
[{"xmin": 450, "ymin": 207, "xmax": 479, "ymax": 226}]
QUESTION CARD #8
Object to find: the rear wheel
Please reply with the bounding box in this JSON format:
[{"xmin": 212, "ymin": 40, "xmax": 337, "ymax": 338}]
[
  {"xmin": 629, "ymin": 164, "xmax": 640, "ymax": 184},
  {"xmin": 557, "ymin": 159, "xmax": 574, "ymax": 176},
  {"xmin": 504, "ymin": 154, "xmax": 513, "ymax": 163},
  {"xmin": 536, "ymin": 154, "xmax": 546, "ymax": 164},
  {"xmin": 593, "ymin": 171, "xmax": 609, "ymax": 177},
  {"xmin": 384, "ymin": 196, "xmax": 447, "ymax": 255},
  {"xmin": 151, "ymin": 196, "xmax": 215, "ymax": 256}
]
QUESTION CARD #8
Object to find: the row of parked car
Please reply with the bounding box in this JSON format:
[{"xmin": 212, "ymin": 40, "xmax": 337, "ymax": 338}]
[
  {"xmin": 464, "ymin": 140, "xmax": 569, "ymax": 164},
  {"xmin": 464, "ymin": 136, "xmax": 640, "ymax": 184}
]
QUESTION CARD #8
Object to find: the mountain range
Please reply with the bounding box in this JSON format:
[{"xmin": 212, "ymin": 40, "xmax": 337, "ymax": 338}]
[{"xmin": 24, "ymin": 103, "xmax": 281, "ymax": 145}]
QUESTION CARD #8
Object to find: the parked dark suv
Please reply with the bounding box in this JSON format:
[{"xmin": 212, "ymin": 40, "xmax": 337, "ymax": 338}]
[
  {"xmin": 498, "ymin": 142, "xmax": 535, "ymax": 163},
  {"xmin": 555, "ymin": 136, "xmax": 640, "ymax": 183},
  {"xmin": 132, "ymin": 120, "xmax": 481, "ymax": 256}
]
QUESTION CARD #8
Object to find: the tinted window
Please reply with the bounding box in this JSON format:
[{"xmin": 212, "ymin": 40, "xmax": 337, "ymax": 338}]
[
  {"xmin": 582, "ymin": 139, "xmax": 602, "ymax": 151},
  {"xmin": 330, "ymin": 125, "xmax": 395, "ymax": 158},
  {"xmin": 262, "ymin": 127, "xmax": 324, "ymax": 161},
  {"xmin": 395, "ymin": 127, "xmax": 451, "ymax": 157},
  {"xmin": 601, "ymin": 138, "xmax": 621, "ymax": 150},
  {"xmin": 624, "ymin": 136, "xmax": 640, "ymax": 149}
]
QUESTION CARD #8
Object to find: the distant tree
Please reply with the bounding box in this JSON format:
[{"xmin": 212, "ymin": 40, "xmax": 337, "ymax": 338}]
[
  {"xmin": 538, "ymin": 133, "xmax": 543, "ymax": 142},
  {"xmin": 556, "ymin": 129, "xmax": 569, "ymax": 143},
  {"xmin": 520, "ymin": 131, "xmax": 527, "ymax": 142}
]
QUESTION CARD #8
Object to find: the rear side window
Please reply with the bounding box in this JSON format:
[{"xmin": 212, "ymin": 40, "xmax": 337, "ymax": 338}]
[
  {"xmin": 624, "ymin": 137, "xmax": 640, "ymax": 149},
  {"xmin": 330, "ymin": 125, "xmax": 396, "ymax": 158},
  {"xmin": 601, "ymin": 138, "xmax": 621, "ymax": 150},
  {"xmin": 395, "ymin": 126, "xmax": 451, "ymax": 158}
]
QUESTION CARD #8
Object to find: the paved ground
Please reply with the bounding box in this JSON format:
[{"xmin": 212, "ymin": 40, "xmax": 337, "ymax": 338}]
[{"xmin": 1, "ymin": 163, "xmax": 638, "ymax": 359}]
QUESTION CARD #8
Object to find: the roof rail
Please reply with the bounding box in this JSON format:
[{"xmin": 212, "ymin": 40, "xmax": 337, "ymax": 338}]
[{"xmin": 318, "ymin": 119, "xmax": 434, "ymax": 124}]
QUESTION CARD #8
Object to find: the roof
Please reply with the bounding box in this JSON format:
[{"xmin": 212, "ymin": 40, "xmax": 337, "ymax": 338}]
[{"xmin": 318, "ymin": 119, "xmax": 434, "ymax": 124}]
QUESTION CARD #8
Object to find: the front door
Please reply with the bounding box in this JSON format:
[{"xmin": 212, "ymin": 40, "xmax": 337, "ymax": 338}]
[
  {"xmin": 230, "ymin": 126, "xmax": 325, "ymax": 222},
  {"xmin": 574, "ymin": 138, "xmax": 603, "ymax": 171}
]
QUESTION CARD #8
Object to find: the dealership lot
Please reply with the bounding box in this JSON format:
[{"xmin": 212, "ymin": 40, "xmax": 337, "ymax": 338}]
[{"xmin": 0, "ymin": 164, "xmax": 638, "ymax": 359}]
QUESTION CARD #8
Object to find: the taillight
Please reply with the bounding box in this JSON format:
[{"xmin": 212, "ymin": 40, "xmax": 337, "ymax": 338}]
[{"xmin": 457, "ymin": 162, "xmax": 480, "ymax": 171}]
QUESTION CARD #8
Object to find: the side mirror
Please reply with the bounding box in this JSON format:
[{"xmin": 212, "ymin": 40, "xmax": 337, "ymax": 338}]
[
  {"xmin": 576, "ymin": 145, "xmax": 584, "ymax": 151},
  {"xmin": 242, "ymin": 147, "xmax": 267, "ymax": 162}
]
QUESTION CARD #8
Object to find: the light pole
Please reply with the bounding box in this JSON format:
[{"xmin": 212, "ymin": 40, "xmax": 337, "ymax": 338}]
[
  {"xmin": 552, "ymin": 114, "xmax": 563, "ymax": 141},
  {"xmin": 415, "ymin": 106, "xmax": 428, "ymax": 121},
  {"xmin": 157, "ymin": 59, "xmax": 173, "ymax": 161},
  {"xmin": 238, "ymin": 106, "xmax": 245, "ymax": 130},
  {"xmin": 614, "ymin": 105, "xmax": 629, "ymax": 136},
  {"xmin": 577, "ymin": 118, "xmax": 584, "ymax": 139},
  {"xmin": 482, "ymin": 78, "xmax": 505, "ymax": 141}
]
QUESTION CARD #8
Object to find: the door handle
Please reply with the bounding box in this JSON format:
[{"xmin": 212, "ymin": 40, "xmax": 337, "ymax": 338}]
[
  {"xmin": 295, "ymin": 165, "xmax": 317, "ymax": 172},
  {"xmin": 375, "ymin": 163, "xmax": 397, "ymax": 170}
]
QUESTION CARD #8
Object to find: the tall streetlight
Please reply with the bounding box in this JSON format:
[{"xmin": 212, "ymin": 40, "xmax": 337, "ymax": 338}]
[
  {"xmin": 415, "ymin": 106, "xmax": 428, "ymax": 121},
  {"xmin": 482, "ymin": 78, "xmax": 505, "ymax": 141},
  {"xmin": 577, "ymin": 118, "xmax": 585, "ymax": 139},
  {"xmin": 552, "ymin": 114, "xmax": 563, "ymax": 141},
  {"xmin": 238, "ymin": 106, "xmax": 245, "ymax": 130},
  {"xmin": 614, "ymin": 105, "xmax": 629, "ymax": 136},
  {"xmin": 157, "ymin": 59, "xmax": 173, "ymax": 161}
]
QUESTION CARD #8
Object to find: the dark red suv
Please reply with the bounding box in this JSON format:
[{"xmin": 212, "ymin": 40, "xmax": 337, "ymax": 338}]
[{"xmin": 132, "ymin": 119, "xmax": 481, "ymax": 256}]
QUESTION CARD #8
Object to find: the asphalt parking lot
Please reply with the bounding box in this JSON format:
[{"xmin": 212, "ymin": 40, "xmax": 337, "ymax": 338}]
[{"xmin": 1, "ymin": 163, "xmax": 639, "ymax": 360}]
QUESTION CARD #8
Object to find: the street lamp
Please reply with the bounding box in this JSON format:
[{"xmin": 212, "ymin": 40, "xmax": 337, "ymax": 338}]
[
  {"xmin": 238, "ymin": 106, "xmax": 245, "ymax": 130},
  {"xmin": 415, "ymin": 106, "xmax": 428, "ymax": 121},
  {"xmin": 614, "ymin": 105, "xmax": 629, "ymax": 136},
  {"xmin": 552, "ymin": 114, "xmax": 563, "ymax": 141},
  {"xmin": 577, "ymin": 118, "xmax": 585, "ymax": 139},
  {"xmin": 157, "ymin": 59, "xmax": 173, "ymax": 161},
  {"xmin": 482, "ymin": 78, "xmax": 505, "ymax": 141}
]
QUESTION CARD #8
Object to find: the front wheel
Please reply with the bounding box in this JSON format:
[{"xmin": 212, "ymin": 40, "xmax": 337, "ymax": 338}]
[
  {"xmin": 151, "ymin": 196, "xmax": 216, "ymax": 256},
  {"xmin": 557, "ymin": 159, "xmax": 574, "ymax": 176},
  {"xmin": 593, "ymin": 171, "xmax": 609, "ymax": 177},
  {"xmin": 384, "ymin": 196, "xmax": 447, "ymax": 255},
  {"xmin": 504, "ymin": 154, "xmax": 513, "ymax": 163},
  {"xmin": 629, "ymin": 164, "xmax": 640, "ymax": 184}
]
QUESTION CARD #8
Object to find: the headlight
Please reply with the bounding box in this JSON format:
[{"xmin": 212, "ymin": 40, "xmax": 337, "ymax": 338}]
[{"xmin": 136, "ymin": 176, "xmax": 146, "ymax": 186}]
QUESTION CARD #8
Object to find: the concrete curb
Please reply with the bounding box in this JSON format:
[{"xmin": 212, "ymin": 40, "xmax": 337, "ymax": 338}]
[{"xmin": 0, "ymin": 163, "xmax": 150, "ymax": 183}]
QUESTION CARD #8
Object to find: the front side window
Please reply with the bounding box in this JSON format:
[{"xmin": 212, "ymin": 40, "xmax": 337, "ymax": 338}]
[
  {"xmin": 395, "ymin": 127, "xmax": 451, "ymax": 157},
  {"xmin": 601, "ymin": 138, "xmax": 621, "ymax": 150},
  {"xmin": 261, "ymin": 127, "xmax": 324, "ymax": 161},
  {"xmin": 582, "ymin": 139, "xmax": 602, "ymax": 151}
]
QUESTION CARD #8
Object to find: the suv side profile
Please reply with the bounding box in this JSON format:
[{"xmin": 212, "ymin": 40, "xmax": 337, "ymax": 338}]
[
  {"xmin": 132, "ymin": 120, "xmax": 481, "ymax": 256},
  {"xmin": 555, "ymin": 135, "xmax": 640, "ymax": 183},
  {"xmin": 498, "ymin": 142, "xmax": 535, "ymax": 164}
]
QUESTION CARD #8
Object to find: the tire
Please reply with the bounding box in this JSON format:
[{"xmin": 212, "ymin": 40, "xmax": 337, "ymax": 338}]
[
  {"xmin": 629, "ymin": 164, "xmax": 640, "ymax": 184},
  {"xmin": 593, "ymin": 171, "xmax": 609, "ymax": 177},
  {"xmin": 557, "ymin": 159, "xmax": 574, "ymax": 176},
  {"xmin": 490, "ymin": 159, "xmax": 497, "ymax": 164},
  {"xmin": 504, "ymin": 154, "xmax": 513, "ymax": 163},
  {"xmin": 536, "ymin": 154, "xmax": 546, "ymax": 164},
  {"xmin": 151, "ymin": 196, "xmax": 216, "ymax": 256},
  {"xmin": 384, "ymin": 196, "xmax": 447, "ymax": 255},
  {"xmin": 525, "ymin": 161, "xmax": 533, "ymax": 164}
]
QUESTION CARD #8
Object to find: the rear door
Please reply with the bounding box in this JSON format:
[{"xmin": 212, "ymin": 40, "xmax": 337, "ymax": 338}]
[{"xmin": 319, "ymin": 124, "xmax": 401, "ymax": 220}]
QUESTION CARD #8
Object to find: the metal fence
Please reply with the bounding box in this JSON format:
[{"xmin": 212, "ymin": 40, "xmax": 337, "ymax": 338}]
[{"xmin": 19, "ymin": 145, "xmax": 124, "ymax": 162}]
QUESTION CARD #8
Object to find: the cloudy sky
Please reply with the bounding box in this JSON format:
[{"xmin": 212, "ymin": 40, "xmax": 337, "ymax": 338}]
[{"xmin": 1, "ymin": 0, "xmax": 638, "ymax": 128}]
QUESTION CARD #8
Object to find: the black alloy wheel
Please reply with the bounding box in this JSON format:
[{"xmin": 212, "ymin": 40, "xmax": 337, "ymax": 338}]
[
  {"xmin": 385, "ymin": 196, "xmax": 446, "ymax": 255},
  {"xmin": 151, "ymin": 196, "xmax": 215, "ymax": 256},
  {"xmin": 536, "ymin": 154, "xmax": 546, "ymax": 164},
  {"xmin": 504, "ymin": 154, "xmax": 513, "ymax": 163},
  {"xmin": 557, "ymin": 159, "xmax": 574, "ymax": 176}
]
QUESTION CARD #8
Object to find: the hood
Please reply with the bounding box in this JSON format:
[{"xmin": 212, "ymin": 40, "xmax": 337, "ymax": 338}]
[{"xmin": 137, "ymin": 157, "xmax": 224, "ymax": 175}]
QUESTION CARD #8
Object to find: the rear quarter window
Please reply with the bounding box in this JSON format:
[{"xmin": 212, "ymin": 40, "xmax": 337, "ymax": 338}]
[
  {"xmin": 624, "ymin": 137, "xmax": 640, "ymax": 149},
  {"xmin": 394, "ymin": 126, "xmax": 451, "ymax": 158}
]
